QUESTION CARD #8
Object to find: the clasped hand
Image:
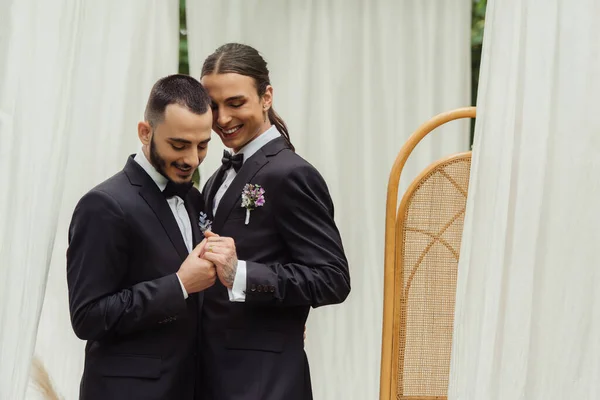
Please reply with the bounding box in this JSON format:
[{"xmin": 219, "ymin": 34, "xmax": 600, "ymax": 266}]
[{"xmin": 198, "ymin": 230, "xmax": 239, "ymax": 289}]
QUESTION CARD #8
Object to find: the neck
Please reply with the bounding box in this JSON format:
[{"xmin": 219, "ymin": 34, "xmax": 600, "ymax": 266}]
[
  {"xmin": 142, "ymin": 144, "xmax": 151, "ymax": 163},
  {"xmin": 233, "ymin": 122, "xmax": 272, "ymax": 153}
]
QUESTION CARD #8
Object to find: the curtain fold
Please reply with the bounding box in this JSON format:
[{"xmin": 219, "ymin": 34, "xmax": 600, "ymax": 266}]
[
  {"xmin": 449, "ymin": 1, "xmax": 600, "ymax": 398},
  {"xmin": 0, "ymin": 1, "xmax": 179, "ymax": 399}
]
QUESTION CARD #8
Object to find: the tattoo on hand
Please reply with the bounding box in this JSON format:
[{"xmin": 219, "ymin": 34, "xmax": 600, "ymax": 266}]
[{"xmin": 224, "ymin": 263, "xmax": 237, "ymax": 286}]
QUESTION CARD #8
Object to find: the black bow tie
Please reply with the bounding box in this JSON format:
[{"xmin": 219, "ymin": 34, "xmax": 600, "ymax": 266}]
[
  {"xmin": 221, "ymin": 150, "xmax": 244, "ymax": 172},
  {"xmin": 163, "ymin": 180, "xmax": 193, "ymax": 199}
]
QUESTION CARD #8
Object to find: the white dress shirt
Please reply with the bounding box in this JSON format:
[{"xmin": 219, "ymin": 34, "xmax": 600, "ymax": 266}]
[
  {"xmin": 134, "ymin": 150, "xmax": 192, "ymax": 299},
  {"xmin": 213, "ymin": 126, "xmax": 282, "ymax": 302}
]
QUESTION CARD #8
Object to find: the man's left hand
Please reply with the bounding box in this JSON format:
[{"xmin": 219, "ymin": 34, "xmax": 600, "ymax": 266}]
[{"xmin": 201, "ymin": 231, "xmax": 238, "ymax": 289}]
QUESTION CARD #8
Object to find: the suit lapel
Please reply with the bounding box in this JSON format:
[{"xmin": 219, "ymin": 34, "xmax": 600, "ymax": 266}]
[
  {"xmin": 184, "ymin": 195, "xmax": 202, "ymax": 246},
  {"xmin": 124, "ymin": 156, "xmax": 189, "ymax": 261},
  {"xmin": 139, "ymin": 186, "xmax": 189, "ymax": 261},
  {"xmin": 212, "ymin": 151, "xmax": 269, "ymax": 233},
  {"xmin": 204, "ymin": 168, "xmax": 225, "ymax": 220}
]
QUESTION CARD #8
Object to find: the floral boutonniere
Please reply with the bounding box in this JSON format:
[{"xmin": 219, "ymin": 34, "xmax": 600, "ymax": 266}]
[
  {"xmin": 198, "ymin": 211, "xmax": 212, "ymax": 233},
  {"xmin": 241, "ymin": 184, "xmax": 265, "ymax": 225}
]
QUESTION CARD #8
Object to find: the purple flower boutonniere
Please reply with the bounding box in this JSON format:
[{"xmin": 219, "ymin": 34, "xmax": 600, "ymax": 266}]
[{"xmin": 241, "ymin": 184, "xmax": 265, "ymax": 225}]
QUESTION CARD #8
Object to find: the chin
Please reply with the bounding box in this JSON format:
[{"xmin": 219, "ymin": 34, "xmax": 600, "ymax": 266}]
[
  {"xmin": 218, "ymin": 130, "xmax": 247, "ymax": 150},
  {"xmin": 169, "ymin": 173, "xmax": 193, "ymax": 183},
  {"xmin": 223, "ymin": 137, "xmax": 248, "ymax": 151}
]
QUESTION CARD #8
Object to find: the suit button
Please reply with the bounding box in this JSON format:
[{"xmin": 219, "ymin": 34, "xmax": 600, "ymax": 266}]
[
  {"xmin": 257, "ymin": 285, "xmax": 263, "ymax": 292},
  {"xmin": 270, "ymin": 286, "xmax": 275, "ymax": 293},
  {"xmin": 251, "ymin": 285, "xmax": 257, "ymax": 292}
]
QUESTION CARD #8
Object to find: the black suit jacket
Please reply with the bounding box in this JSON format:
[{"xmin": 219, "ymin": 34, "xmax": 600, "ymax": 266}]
[
  {"xmin": 67, "ymin": 156, "xmax": 205, "ymax": 400},
  {"xmin": 199, "ymin": 137, "xmax": 350, "ymax": 400}
]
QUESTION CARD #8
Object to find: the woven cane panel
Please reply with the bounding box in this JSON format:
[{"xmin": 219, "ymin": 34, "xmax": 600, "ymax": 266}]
[{"xmin": 397, "ymin": 156, "xmax": 471, "ymax": 399}]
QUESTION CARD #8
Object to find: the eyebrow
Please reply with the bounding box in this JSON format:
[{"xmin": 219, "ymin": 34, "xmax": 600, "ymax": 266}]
[
  {"xmin": 169, "ymin": 138, "xmax": 191, "ymax": 144},
  {"xmin": 225, "ymin": 95, "xmax": 246, "ymax": 102},
  {"xmin": 168, "ymin": 138, "xmax": 211, "ymax": 144}
]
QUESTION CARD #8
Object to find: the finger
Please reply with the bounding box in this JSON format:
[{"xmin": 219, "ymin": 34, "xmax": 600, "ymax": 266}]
[
  {"xmin": 216, "ymin": 254, "xmax": 230, "ymax": 269},
  {"xmin": 206, "ymin": 237, "xmax": 230, "ymax": 244},
  {"xmin": 191, "ymin": 239, "xmax": 208, "ymax": 257},
  {"xmin": 204, "ymin": 230, "xmax": 219, "ymax": 239},
  {"xmin": 202, "ymin": 243, "xmax": 232, "ymax": 255},
  {"xmin": 198, "ymin": 258, "xmax": 216, "ymax": 268},
  {"xmin": 198, "ymin": 239, "xmax": 210, "ymax": 258},
  {"xmin": 207, "ymin": 235, "xmax": 235, "ymax": 242},
  {"xmin": 202, "ymin": 251, "xmax": 222, "ymax": 267},
  {"xmin": 203, "ymin": 243, "xmax": 225, "ymax": 254},
  {"xmin": 205, "ymin": 239, "xmax": 235, "ymax": 248},
  {"xmin": 205, "ymin": 244, "xmax": 234, "ymax": 255}
]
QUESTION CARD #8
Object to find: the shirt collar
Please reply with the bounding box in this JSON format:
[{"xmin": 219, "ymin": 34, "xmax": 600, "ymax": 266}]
[
  {"xmin": 133, "ymin": 148, "xmax": 169, "ymax": 192},
  {"xmin": 231, "ymin": 125, "xmax": 281, "ymax": 162}
]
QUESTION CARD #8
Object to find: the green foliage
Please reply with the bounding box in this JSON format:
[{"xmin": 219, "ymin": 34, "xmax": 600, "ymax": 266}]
[
  {"xmin": 472, "ymin": 0, "xmax": 487, "ymax": 48},
  {"xmin": 471, "ymin": 0, "xmax": 487, "ymax": 143},
  {"xmin": 178, "ymin": 0, "xmax": 199, "ymax": 186},
  {"xmin": 179, "ymin": 0, "xmax": 189, "ymax": 75},
  {"xmin": 471, "ymin": 0, "xmax": 487, "ymax": 100}
]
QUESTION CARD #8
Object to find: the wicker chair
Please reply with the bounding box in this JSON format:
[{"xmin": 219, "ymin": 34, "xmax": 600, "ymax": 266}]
[{"xmin": 379, "ymin": 107, "xmax": 476, "ymax": 400}]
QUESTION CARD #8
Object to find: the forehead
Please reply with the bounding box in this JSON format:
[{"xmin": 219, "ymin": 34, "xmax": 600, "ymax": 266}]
[
  {"xmin": 157, "ymin": 104, "xmax": 212, "ymax": 141},
  {"xmin": 201, "ymin": 73, "xmax": 256, "ymax": 101}
]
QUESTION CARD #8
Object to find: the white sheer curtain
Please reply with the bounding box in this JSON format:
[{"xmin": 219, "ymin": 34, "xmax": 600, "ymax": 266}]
[
  {"xmin": 449, "ymin": 0, "xmax": 600, "ymax": 398},
  {"xmin": 0, "ymin": 1, "xmax": 179, "ymax": 399},
  {"xmin": 187, "ymin": 1, "xmax": 472, "ymax": 398}
]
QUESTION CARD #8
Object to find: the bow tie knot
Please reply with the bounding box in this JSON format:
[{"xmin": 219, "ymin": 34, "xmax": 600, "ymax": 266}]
[
  {"xmin": 221, "ymin": 150, "xmax": 244, "ymax": 172},
  {"xmin": 163, "ymin": 180, "xmax": 193, "ymax": 199}
]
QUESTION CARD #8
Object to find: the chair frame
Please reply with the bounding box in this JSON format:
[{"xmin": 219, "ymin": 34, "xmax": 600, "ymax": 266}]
[{"xmin": 379, "ymin": 107, "xmax": 476, "ymax": 400}]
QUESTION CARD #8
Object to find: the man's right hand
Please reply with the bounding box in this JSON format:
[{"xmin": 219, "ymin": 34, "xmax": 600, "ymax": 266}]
[{"xmin": 177, "ymin": 241, "xmax": 216, "ymax": 294}]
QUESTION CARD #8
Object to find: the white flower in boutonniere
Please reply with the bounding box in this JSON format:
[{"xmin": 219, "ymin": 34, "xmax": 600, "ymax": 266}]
[
  {"xmin": 241, "ymin": 183, "xmax": 266, "ymax": 225},
  {"xmin": 198, "ymin": 211, "xmax": 212, "ymax": 233}
]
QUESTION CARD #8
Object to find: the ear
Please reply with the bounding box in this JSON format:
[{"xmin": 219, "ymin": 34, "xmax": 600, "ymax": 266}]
[
  {"xmin": 138, "ymin": 121, "xmax": 152, "ymax": 145},
  {"xmin": 261, "ymin": 85, "xmax": 273, "ymax": 111}
]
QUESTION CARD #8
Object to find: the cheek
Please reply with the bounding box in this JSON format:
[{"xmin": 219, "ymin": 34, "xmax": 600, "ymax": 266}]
[
  {"xmin": 212, "ymin": 111, "xmax": 219, "ymax": 128},
  {"xmin": 161, "ymin": 148, "xmax": 184, "ymax": 166},
  {"xmin": 239, "ymin": 108, "xmax": 262, "ymax": 126},
  {"xmin": 198, "ymin": 148, "xmax": 208, "ymax": 162},
  {"xmin": 161, "ymin": 148, "xmax": 176, "ymax": 162}
]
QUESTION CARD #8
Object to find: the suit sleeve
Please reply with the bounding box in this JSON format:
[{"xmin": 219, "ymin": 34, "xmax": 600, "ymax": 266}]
[
  {"xmin": 245, "ymin": 165, "xmax": 350, "ymax": 307},
  {"xmin": 66, "ymin": 189, "xmax": 187, "ymax": 341}
]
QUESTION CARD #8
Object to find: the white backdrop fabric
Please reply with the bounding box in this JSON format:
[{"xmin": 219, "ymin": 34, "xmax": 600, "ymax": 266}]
[
  {"xmin": 0, "ymin": 1, "xmax": 179, "ymax": 399},
  {"xmin": 449, "ymin": 0, "xmax": 600, "ymax": 399},
  {"xmin": 187, "ymin": 1, "xmax": 472, "ymax": 398}
]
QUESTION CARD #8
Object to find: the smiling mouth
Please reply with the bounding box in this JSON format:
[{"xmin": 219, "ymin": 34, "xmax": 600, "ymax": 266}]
[
  {"xmin": 219, "ymin": 125, "xmax": 242, "ymax": 136},
  {"xmin": 174, "ymin": 165, "xmax": 192, "ymax": 175}
]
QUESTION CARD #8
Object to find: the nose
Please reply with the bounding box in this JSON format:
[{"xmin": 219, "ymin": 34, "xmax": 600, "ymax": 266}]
[
  {"xmin": 217, "ymin": 109, "xmax": 232, "ymax": 127},
  {"xmin": 182, "ymin": 147, "xmax": 199, "ymax": 169}
]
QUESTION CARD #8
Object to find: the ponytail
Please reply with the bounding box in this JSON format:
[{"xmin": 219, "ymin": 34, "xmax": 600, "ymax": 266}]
[{"xmin": 268, "ymin": 108, "xmax": 294, "ymax": 151}]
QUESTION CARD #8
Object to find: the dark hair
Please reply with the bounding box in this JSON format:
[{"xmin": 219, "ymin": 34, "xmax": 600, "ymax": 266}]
[
  {"xmin": 144, "ymin": 74, "xmax": 211, "ymax": 128},
  {"xmin": 200, "ymin": 43, "xmax": 294, "ymax": 151}
]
